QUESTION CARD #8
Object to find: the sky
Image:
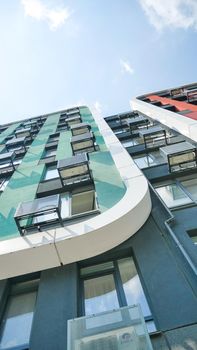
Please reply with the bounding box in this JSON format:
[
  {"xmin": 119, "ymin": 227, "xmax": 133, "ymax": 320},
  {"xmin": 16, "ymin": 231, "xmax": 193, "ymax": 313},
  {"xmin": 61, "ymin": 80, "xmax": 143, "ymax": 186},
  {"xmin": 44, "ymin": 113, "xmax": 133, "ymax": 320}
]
[{"xmin": 0, "ymin": 0, "xmax": 196, "ymax": 123}]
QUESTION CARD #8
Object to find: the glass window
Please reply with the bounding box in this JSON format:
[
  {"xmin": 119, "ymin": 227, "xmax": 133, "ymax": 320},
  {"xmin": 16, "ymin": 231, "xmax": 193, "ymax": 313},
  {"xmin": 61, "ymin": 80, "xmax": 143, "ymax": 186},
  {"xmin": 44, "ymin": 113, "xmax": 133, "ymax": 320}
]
[
  {"xmin": 155, "ymin": 183, "xmax": 192, "ymax": 208},
  {"xmin": 0, "ymin": 284, "xmax": 37, "ymax": 349},
  {"xmin": 191, "ymin": 236, "xmax": 197, "ymax": 245},
  {"xmin": 81, "ymin": 257, "xmax": 155, "ymax": 332},
  {"xmin": 134, "ymin": 151, "xmax": 165, "ymax": 169},
  {"xmin": 180, "ymin": 178, "xmax": 197, "ymax": 201},
  {"xmin": 134, "ymin": 155, "xmax": 156, "ymax": 169},
  {"xmin": 33, "ymin": 193, "xmax": 70, "ymax": 223},
  {"xmin": 187, "ymin": 229, "xmax": 197, "ymax": 245},
  {"xmin": 44, "ymin": 166, "xmax": 59, "ymax": 180},
  {"xmin": 122, "ymin": 139, "xmax": 137, "ymax": 147},
  {"xmin": 44, "ymin": 149, "xmax": 56, "ymax": 158},
  {"xmin": 118, "ymin": 257, "xmax": 151, "ymax": 317},
  {"xmin": 84, "ymin": 274, "xmax": 119, "ymax": 315}
]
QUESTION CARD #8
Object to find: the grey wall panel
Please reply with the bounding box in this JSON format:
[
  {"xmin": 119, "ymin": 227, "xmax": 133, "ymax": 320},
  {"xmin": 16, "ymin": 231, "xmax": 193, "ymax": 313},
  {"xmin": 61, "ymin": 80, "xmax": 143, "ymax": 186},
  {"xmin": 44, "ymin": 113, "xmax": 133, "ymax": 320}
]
[
  {"xmin": 165, "ymin": 324, "xmax": 197, "ymax": 349},
  {"xmin": 30, "ymin": 263, "xmax": 78, "ymax": 350},
  {"xmin": 131, "ymin": 216, "xmax": 197, "ymax": 331}
]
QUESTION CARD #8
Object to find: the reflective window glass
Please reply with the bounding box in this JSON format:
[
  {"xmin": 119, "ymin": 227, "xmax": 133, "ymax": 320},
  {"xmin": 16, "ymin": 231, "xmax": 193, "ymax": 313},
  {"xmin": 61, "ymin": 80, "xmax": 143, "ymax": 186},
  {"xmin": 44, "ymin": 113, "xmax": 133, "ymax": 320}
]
[
  {"xmin": 44, "ymin": 149, "xmax": 56, "ymax": 158},
  {"xmin": 134, "ymin": 155, "xmax": 156, "ymax": 168},
  {"xmin": 122, "ymin": 139, "xmax": 137, "ymax": 147},
  {"xmin": 155, "ymin": 184, "xmax": 192, "ymax": 208},
  {"xmin": 84, "ymin": 274, "xmax": 119, "ymax": 315},
  {"xmin": 118, "ymin": 257, "xmax": 151, "ymax": 317},
  {"xmin": 181, "ymin": 178, "xmax": 197, "ymax": 200},
  {"xmin": 0, "ymin": 291, "xmax": 36, "ymax": 349},
  {"xmin": 44, "ymin": 167, "xmax": 59, "ymax": 180}
]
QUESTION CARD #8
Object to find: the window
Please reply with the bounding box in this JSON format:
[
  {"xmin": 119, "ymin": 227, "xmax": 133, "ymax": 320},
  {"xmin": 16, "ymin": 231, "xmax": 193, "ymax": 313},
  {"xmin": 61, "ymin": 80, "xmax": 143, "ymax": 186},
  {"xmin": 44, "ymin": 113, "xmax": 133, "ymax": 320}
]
[
  {"xmin": 180, "ymin": 178, "xmax": 197, "ymax": 200},
  {"xmin": 155, "ymin": 176, "xmax": 197, "ymax": 208},
  {"xmin": 48, "ymin": 133, "xmax": 59, "ymax": 143},
  {"xmin": 80, "ymin": 257, "xmax": 156, "ymax": 333},
  {"xmin": 0, "ymin": 280, "xmax": 38, "ymax": 350},
  {"xmin": 122, "ymin": 139, "xmax": 137, "ymax": 148},
  {"xmin": 187, "ymin": 229, "xmax": 197, "ymax": 245},
  {"xmin": 134, "ymin": 151, "xmax": 166, "ymax": 169},
  {"xmin": 44, "ymin": 166, "xmax": 59, "ymax": 180},
  {"xmin": 43, "ymin": 149, "xmax": 56, "ymax": 158},
  {"xmin": 16, "ymin": 189, "xmax": 99, "ymax": 234}
]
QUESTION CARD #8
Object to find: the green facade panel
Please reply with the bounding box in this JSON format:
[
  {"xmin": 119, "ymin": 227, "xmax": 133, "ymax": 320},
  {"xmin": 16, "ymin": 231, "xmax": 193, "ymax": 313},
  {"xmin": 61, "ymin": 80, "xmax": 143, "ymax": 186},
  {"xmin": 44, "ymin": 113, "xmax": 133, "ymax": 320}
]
[
  {"xmin": 21, "ymin": 114, "xmax": 60, "ymax": 167},
  {"xmin": 0, "ymin": 114, "xmax": 60, "ymax": 240},
  {"xmin": 0, "ymin": 108, "xmax": 126, "ymax": 240},
  {"xmin": 56, "ymin": 131, "xmax": 72, "ymax": 160},
  {"xmin": 89, "ymin": 152, "xmax": 126, "ymax": 211}
]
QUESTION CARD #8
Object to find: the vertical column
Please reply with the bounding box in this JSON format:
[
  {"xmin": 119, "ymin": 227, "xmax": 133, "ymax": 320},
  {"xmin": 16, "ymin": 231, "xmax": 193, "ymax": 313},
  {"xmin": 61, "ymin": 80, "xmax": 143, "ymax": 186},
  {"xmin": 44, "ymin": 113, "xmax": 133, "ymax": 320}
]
[{"xmin": 30, "ymin": 263, "xmax": 78, "ymax": 350}]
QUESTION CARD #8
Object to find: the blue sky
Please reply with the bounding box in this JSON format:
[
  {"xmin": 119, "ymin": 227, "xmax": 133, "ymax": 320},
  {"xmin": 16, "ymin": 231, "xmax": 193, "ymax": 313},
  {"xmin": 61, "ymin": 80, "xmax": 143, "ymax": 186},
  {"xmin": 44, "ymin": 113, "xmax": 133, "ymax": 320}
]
[{"xmin": 0, "ymin": 0, "xmax": 196, "ymax": 123}]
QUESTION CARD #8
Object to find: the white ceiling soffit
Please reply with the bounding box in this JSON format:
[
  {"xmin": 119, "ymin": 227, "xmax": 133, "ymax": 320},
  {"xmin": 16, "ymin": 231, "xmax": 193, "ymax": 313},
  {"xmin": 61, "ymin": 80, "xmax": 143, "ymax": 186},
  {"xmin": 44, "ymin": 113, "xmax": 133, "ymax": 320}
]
[
  {"xmin": 0, "ymin": 110, "xmax": 151, "ymax": 280},
  {"xmin": 131, "ymin": 98, "xmax": 197, "ymax": 142}
]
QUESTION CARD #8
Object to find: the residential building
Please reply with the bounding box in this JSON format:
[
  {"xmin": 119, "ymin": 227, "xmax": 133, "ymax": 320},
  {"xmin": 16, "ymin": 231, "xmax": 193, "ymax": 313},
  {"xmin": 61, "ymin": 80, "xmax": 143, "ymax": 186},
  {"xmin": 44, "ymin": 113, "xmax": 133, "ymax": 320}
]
[{"xmin": 0, "ymin": 83, "xmax": 196, "ymax": 349}]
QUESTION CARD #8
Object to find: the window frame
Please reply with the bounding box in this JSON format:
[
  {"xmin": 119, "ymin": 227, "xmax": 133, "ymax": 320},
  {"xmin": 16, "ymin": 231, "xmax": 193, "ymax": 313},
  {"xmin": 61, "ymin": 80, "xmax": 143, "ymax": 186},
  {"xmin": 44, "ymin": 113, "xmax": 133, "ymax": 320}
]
[
  {"xmin": 154, "ymin": 175, "xmax": 197, "ymax": 209},
  {"xmin": 0, "ymin": 278, "xmax": 39, "ymax": 350},
  {"xmin": 79, "ymin": 256, "xmax": 155, "ymax": 332}
]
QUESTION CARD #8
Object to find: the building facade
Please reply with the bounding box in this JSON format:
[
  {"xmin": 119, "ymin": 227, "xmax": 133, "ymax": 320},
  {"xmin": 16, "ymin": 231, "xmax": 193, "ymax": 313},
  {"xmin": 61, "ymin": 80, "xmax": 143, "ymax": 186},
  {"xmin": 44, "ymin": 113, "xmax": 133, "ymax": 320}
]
[{"xmin": 0, "ymin": 83, "xmax": 196, "ymax": 349}]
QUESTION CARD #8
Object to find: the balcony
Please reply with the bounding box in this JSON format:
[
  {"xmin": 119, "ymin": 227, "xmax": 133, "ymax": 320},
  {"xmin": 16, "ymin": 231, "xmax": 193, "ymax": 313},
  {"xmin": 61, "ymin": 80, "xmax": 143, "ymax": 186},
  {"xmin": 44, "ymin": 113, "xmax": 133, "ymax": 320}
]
[
  {"xmin": 138, "ymin": 126, "xmax": 167, "ymax": 149},
  {"xmin": 160, "ymin": 141, "xmax": 197, "ymax": 173},
  {"xmin": 61, "ymin": 108, "xmax": 80, "ymax": 119},
  {"xmin": 71, "ymin": 132, "xmax": 97, "ymax": 155},
  {"xmin": 71, "ymin": 123, "xmax": 91, "ymax": 136},
  {"xmin": 57, "ymin": 153, "xmax": 92, "ymax": 187},
  {"xmin": 14, "ymin": 194, "xmax": 63, "ymax": 235},
  {"xmin": 15, "ymin": 127, "xmax": 32, "ymax": 140},
  {"xmin": 66, "ymin": 116, "xmax": 82, "ymax": 128},
  {"xmin": 187, "ymin": 90, "xmax": 197, "ymax": 103},
  {"xmin": 5, "ymin": 136, "xmax": 28, "ymax": 154},
  {"xmin": 15, "ymin": 189, "xmax": 99, "ymax": 235},
  {"xmin": 0, "ymin": 151, "xmax": 16, "ymax": 175},
  {"xmin": 67, "ymin": 305, "xmax": 153, "ymax": 350},
  {"xmin": 126, "ymin": 116, "xmax": 149, "ymax": 134}
]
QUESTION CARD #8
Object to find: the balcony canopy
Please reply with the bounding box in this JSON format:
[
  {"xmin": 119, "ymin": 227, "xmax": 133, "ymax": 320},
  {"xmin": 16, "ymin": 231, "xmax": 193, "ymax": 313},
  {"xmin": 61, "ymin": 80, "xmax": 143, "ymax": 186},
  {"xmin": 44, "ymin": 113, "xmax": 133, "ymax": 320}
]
[{"xmin": 57, "ymin": 153, "xmax": 92, "ymax": 186}]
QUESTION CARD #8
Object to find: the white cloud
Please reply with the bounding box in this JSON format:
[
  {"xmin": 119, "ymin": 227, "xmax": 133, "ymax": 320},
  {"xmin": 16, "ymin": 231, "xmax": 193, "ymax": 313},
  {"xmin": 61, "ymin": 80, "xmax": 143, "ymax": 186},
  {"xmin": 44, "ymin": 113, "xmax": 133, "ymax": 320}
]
[
  {"xmin": 120, "ymin": 59, "xmax": 134, "ymax": 75},
  {"xmin": 139, "ymin": 0, "xmax": 197, "ymax": 31},
  {"xmin": 21, "ymin": 0, "xmax": 72, "ymax": 30}
]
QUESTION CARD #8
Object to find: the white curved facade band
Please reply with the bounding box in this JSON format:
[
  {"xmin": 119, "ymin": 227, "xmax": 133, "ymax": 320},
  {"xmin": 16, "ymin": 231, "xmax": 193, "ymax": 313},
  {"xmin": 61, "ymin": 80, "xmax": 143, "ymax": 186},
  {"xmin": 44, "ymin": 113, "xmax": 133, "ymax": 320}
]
[
  {"xmin": 131, "ymin": 98, "xmax": 197, "ymax": 142},
  {"xmin": 0, "ymin": 110, "xmax": 151, "ymax": 280}
]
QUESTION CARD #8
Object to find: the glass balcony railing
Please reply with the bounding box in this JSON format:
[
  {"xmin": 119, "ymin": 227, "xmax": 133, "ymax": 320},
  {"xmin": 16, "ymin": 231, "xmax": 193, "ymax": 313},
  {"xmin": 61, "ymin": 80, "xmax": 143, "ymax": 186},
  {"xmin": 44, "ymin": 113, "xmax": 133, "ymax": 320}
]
[{"xmin": 68, "ymin": 305, "xmax": 153, "ymax": 350}]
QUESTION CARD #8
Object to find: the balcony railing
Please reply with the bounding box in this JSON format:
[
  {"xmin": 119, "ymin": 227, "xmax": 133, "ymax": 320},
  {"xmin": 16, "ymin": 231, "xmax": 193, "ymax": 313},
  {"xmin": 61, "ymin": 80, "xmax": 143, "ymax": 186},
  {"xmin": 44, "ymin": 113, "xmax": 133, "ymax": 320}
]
[
  {"xmin": 68, "ymin": 305, "xmax": 153, "ymax": 350},
  {"xmin": 14, "ymin": 194, "xmax": 63, "ymax": 235},
  {"xmin": 138, "ymin": 126, "xmax": 167, "ymax": 149},
  {"xmin": 57, "ymin": 153, "xmax": 92, "ymax": 187},
  {"xmin": 160, "ymin": 141, "xmax": 197, "ymax": 173}
]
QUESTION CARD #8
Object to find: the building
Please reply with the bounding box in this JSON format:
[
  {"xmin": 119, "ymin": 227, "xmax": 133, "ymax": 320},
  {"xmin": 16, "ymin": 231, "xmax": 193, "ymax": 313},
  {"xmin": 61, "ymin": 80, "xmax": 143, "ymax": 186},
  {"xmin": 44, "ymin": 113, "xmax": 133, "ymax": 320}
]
[{"xmin": 0, "ymin": 83, "xmax": 196, "ymax": 349}]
